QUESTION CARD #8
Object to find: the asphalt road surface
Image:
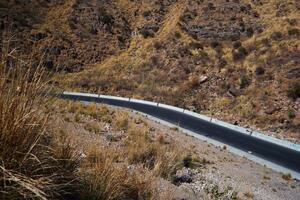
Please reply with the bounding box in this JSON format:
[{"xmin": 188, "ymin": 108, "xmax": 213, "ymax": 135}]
[{"xmin": 60, "ymin": 93, "xmax": 300, "ymax": 174}]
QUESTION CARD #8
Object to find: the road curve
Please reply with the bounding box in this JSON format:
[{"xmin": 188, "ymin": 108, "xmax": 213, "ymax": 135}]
[{"xmin": 59, "ymin": 92, "xmax": 300, "ymax": 176}]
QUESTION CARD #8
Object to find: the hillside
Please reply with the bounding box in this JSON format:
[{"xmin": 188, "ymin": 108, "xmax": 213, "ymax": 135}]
[
  {"xmin": 1, "ymin": 0, "xmax": 299, "ymax": 141},
  {"xmin": 1, "ymin": 1, "xmax": 300, "ymax": 199}
]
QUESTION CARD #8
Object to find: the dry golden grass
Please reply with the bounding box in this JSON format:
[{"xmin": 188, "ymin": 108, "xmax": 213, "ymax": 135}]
[
  {"xmin": 0, "ymin": 42, "xmax": 50, "ymax": 199},
  {"xmin": 54, "ymin": 0, "xmax": 300, "ymax": 142},
  {"xmin": 80, "ymin": 147, "xmax": 155, "ymax": 200},
  {"xmin": 125, "ymin": 124, "xmax": 184, "ymax": 180},
  {"xmin": 0, "ymin": 40, "xmax": 79, "ymax": 199}
]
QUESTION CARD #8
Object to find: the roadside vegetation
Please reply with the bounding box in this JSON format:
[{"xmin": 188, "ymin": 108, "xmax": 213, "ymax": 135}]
[{"xmin": 0, "ymin": 41, "xmax": 204, "ymax": 199}]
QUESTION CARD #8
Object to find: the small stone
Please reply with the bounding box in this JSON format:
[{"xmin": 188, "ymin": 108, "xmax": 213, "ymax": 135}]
[
  {"xmin": 199, "ymin": 75, "xmax": 208, "ymax": 84},
  {"xmin": 228, "ymin": 87, "xmax": 239, "ymax": 97}
]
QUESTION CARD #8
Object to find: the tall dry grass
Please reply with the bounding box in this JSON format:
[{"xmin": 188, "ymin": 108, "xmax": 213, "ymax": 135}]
[
  {"xmin": 0, "ymin": 42, "xmax": 157, "ymax": 199},
  {"xmin": 0, "ymin": 39, "xmax": 78, "ymax": 199},
  {"xmin": 80, "ymin": 148, "xmax": 154, "ymax": 200}
]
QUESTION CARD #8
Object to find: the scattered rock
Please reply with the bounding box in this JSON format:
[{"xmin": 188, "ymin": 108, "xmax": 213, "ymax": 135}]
[
  {"xmin": 199, "ymin": 75, "xmax": 208, "ymax": 84},
  {"xmin": 172, "ymin": 168, "xmax": 195, "ymax": 186},
  {"xmin": 228, "ymin": 87, "xmax": 240, "ymax": 97}
]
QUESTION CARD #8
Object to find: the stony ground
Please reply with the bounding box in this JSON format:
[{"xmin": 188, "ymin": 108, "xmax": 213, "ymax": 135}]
[{"xmin": 49, "ymin": 100, "xmax": 300, "ymax": 200}]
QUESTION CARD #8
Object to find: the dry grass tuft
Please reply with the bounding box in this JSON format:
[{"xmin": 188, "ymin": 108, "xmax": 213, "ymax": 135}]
[
  {"xmin": 0, "ymin": 40, "xmax": 79, "ymax": 199},
  {"xmin": 80, "ymin": 147, "xmax": 154, "ymax": 200},
  {"xmin": 126, "ymin": 125, "xmax": 183, "ymax": 180}
]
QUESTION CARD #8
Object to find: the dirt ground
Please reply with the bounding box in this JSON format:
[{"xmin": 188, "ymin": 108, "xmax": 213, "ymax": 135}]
[{"xmin": 50, "ymin": 101, "xmax": 300, "ymax": 200}]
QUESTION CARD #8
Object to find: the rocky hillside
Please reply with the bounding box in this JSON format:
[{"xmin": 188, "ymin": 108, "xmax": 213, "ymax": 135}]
[{"xmin": 1, "ymin": 0, "xmax": 300, "ymax": 141}]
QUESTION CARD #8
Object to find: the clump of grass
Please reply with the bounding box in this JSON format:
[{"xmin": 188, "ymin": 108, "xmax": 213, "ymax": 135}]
[
  {"xmin": 80, "ymin": 148, "xmax": 154, "ymax": 200},
  {"xmin": 126, "ymin": 125, "xmax": 182, "ymax": 179},
  {"xmin": 287, "ymin": 109, "xmax": 296, "ymax": 119},
  {"xmin": 0, "ymin": 44, "xmax": 50, "ymax": 199},
  {"xmin": 84, "ymin": 122, "xmax": 101, "ymax": 134},
  {"xmin": 240, "ymin": 75, "xmax": 251, "ymax": 89},
  {"xmin": 287, "ymin": 83, "xmax": 300, "ymax": 100},
  {"xmin": 114, "ymin": 111, "xmax": 129, "ymax": 130},
  {"xmin": 255, "ymin": 66, "xmax": 265, "ymax": 75},
  {"xmin": 232, "ymin": 46, "xmax": 248, "ymax": 61},
  {"xmin": 244, "ymin": 192, "xmax": 254, "ymax": 198},
  {"xmin": 0, "ymin": 41, "xmax": 79, "ymax": 199},
  {"xmin": 282, "ymin": 173, "xmax": 292, "ymax": 181}
]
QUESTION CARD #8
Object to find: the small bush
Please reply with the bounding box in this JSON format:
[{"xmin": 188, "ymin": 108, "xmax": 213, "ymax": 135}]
[
  {"xmin": 189, "ymin": 41, "xmax": 203, "ymax": 50},
  {"xmin": 255, "ymin": 66, "xmax": 265, "ymax": 75},
  {"xmin": 271, "ymin": 31, "xmax": 283, "ymax": 41},
  {"xmin": 233, "ymin": 41, "xmax": 242, "ymax": 49},
  {"xmin": 210, "ymin": 40, "xmax": 221, "ymax": 49},
  {"xmin": 142, "ymin": 11, "xmax": 151, "ymax": 18},
  {"xmin": 282, "ymin": 173, "xmax": 292, "ymax": 181},
  {"xmin": 84, "ymin": 122, "xmax": 101, "ymax": 134},
  {"xmin": 233, "ymin": 47, "xmax": 248, "ymax": 61},
  {"xmin": 246, "ymin": 27, "xmax": 254, "ymax": 37},
  {"xmin": 153, "ymin": 41, "xmax": 164, "ymax": 49},
  {"xmin": 288, "ymin": 110, "xmax": 296, "ymax": 119},
  {"xmin": 174, "ymin": 31, "xmax": 182, "ymax": 38},
  {"xmin": 288, "ymin": 28, "xmax": 299, "ymax": 36},
  {"xmin": 80, "ymin": 156, "xmax": 153, "ymax": 200},
  {"xmin": 287, "ymin": 83, "xmax": 300, "ymax": 100},
  {"xmin": 240, "ymin": 75, "xmax": 251, "ymax": 89},
  {"xmin": 183, "ymin": 155, "xmax": 192, "ymax": 168},
  {"xmin": 218, "ymin": 58, "xmax": 227, "ymax": 68},
  {"xmin": 140, "ymin": 28, "xmax": 155, "ymax": 38},
  {"xmin": 207, "ymin": 2, "xmax": 215, "ymax": 10},
  {"xmin": 186, "ymin": 75, "xmax": 199, "ymax": 89},
  {"xmin": 114, "ymin": 112, "xmax": 129, "ymax": 130}
]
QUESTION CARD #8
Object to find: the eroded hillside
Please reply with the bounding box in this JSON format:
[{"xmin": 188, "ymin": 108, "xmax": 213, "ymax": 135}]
[{"xmin": 1, "ymin": 0, "xmax": 300, "ymax": 141}]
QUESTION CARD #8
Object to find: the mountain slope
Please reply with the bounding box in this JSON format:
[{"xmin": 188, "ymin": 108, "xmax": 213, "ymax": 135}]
[{"xmin": 1, "ymin": 0, "xmax": 300, "ymax": 142}]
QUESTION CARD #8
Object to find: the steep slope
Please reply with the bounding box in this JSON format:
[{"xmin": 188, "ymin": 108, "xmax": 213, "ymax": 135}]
[
  {"xmin": 1, "ymin": 0, "xmax": 299, "ymax": 142},
  {"xmin": 59, "ymin": 0, "xmax": 300, "ymax": 142}
]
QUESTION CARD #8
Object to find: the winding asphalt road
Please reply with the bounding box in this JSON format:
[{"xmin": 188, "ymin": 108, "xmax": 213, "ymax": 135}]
[{"xmin": 60, "ymin": 93, "xmax": 300, "ymax": 175}]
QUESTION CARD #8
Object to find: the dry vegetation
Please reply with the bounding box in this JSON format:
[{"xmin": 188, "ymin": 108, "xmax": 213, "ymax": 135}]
[
  {"xmin": 48, "ymin": 100, "xmax": 300, "ymax": 200},
  {"xmin": 57, "ymin": 0, "xmax": 299, "ymax": 142},
  {"xmin": 0, "ymin": 41, "xmax": 79, "ymax": 199},
  {"xmin": 0, "ymin": 43, "xmax": 204, "ymax": 199},
  {"xmin": 2, "ymin": 0, "xmax": 299, "ymax": 141},
  {"xmin": 49, "ymin": 99, "xmax": 210, "ymax": 199},
  {"xmin": 1, "ymin": 46, "xmax": 299, "ymax": 199},
  {"xmin": 1, "ymin": 1, "xmax": 300, "ymax": 199}
]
